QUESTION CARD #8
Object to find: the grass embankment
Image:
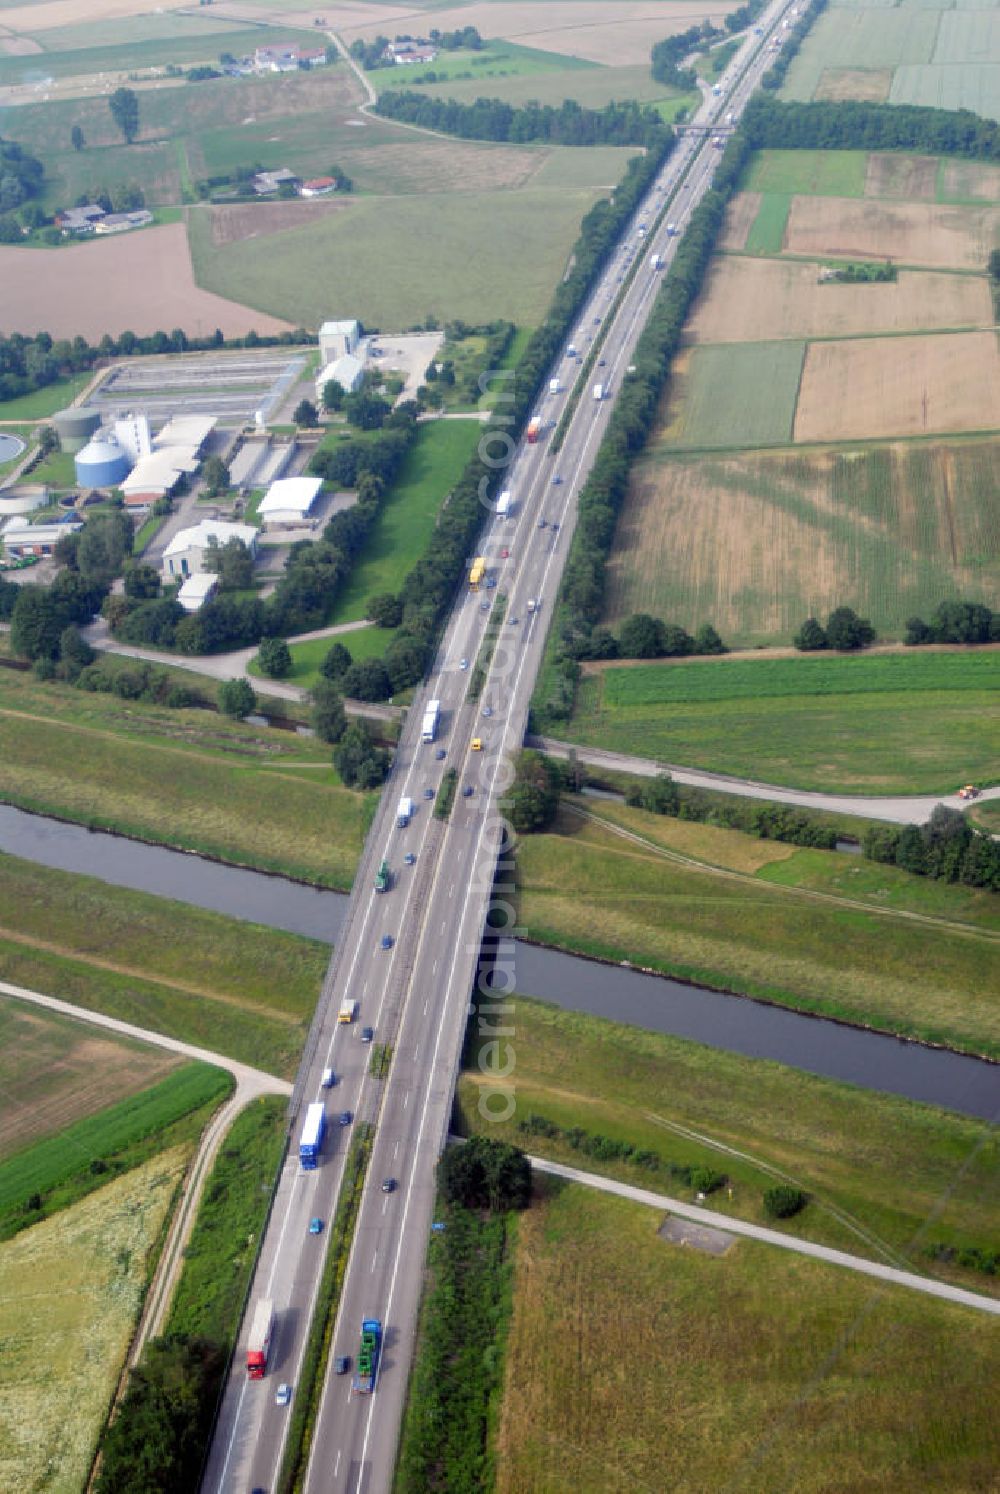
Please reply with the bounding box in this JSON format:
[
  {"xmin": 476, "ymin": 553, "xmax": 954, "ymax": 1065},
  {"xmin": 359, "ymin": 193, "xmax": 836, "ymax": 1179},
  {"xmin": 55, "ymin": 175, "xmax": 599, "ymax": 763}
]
[
  {"xmin": 0, "ymin": 852, "xmax": 330, "ymax": 1076},
  {"xmin": 0, "ymin": 1061, "xmax": 230, "ymax": 1241},
  {"xmin": 0, "ymin": 992, "xmax": 180, "ymax": 1160},
  {"xmin": 514, "ymin": 803, "xmax": 1000, "ymax": 1056},
  {"xmin": 275, "ymin": 625, "xmax": 399, "ymax": 690},
  {"xmin": 0, "ymin": 1148, "xmax": 190, "ymax": 1494},
  {"xmin": 434, "ymin": 768, "xmax": 458, "ymax": 821},
  {"xmin": 566, "ymin": 650, "xmax": 1000, "ymax": 795},
  {"xmin": 167, "ymin": 1096, "xmax": 287, "ymax": 1345},
  {"xmin": 395, "ymin": 1202, "xmax": 515, "ymax": 1492},
  {"xmin": 0, "ymin": 667, "xmax": 372, "ymax": 886},
  {"xmin": 496, "ymin": 1180, "xmax": 1000, "ymax": 1492},
  {"xmin": 278, "ymin": 1123, "xmax": 373, "ymax": 1494},
  {"xmin": 457, "ymin": 998, "xmax": 1000, "ymax": 1289}
]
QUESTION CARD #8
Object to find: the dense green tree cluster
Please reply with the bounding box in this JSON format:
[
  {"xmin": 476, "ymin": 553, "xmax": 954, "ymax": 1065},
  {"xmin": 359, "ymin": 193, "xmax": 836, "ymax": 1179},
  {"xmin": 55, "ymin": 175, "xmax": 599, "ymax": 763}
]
[
  {"xmin": 506, "ymin": 749, "xmax": 561, "ymax": 834},
  {"xmin": 0, "ymin": 135, "xmax": 44, "ymax": 239},
  {"xmin": 438, "ymin": 1136, "xmax": 531, "ymax": 1212},
  {"xmin": 616, "ymin": 612, "xmax": 726, "ymax": 660},
  {"xmin": 745, "ymin": 89, "xmax": 1000, "ymax": 159},
  {"xmin": 94, "ymin": 1334, "xmax": 226, "ymax": 1493},
  {"xmin": 332, "ymin": 719, "xmax": 391, "ymax": 787},
  {"xmin": 793, "ymin": 606, "xmax": 875, "ymax": 652},
  {"xmin": 624, "ymin": 771, "xmax": 839, "ymax": 850},
  {"xmin": 905, "ymin": 599, "xmax": 1000, "ymax": 646},
  {"xmin": 375, "ymin": 92, "xmax": 668, "ymax": 148},
  {"xmin": 863, "ymin": 806, "xmax": 1000, "ymax": 890}
]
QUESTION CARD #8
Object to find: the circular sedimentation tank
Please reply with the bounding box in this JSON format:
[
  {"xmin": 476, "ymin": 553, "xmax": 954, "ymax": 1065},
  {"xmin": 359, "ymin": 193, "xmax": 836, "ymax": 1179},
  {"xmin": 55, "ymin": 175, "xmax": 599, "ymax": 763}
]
[
  {"xmin": 0, "ymin": 432, "xmax": 26, "ymax": 463},
  {"xmin": 53, "ymin": 407, "xmax": 100, "ymax": 454}
]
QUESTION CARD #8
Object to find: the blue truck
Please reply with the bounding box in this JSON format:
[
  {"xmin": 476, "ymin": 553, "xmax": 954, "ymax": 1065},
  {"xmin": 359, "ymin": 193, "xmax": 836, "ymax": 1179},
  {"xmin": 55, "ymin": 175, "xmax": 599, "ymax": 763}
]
[
  {"xmin": 299, "ymin": 1101, "xmax": 326, "ymax": 1170},
  {"xmin": 352, "ymin": 1319, "xmax": 382, "ymax": 1394}
]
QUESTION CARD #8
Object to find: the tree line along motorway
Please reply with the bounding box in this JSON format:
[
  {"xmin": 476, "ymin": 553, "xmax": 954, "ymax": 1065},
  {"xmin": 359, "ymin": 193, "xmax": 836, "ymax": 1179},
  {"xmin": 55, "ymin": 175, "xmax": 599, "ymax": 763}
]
[{"xmin": 202, "ymin": 8, "xmax": 804, "ymax": 1490}]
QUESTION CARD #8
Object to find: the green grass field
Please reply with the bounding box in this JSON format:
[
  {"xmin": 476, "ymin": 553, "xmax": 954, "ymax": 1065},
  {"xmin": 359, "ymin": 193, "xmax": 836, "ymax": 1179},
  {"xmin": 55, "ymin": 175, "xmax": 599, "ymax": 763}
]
[
  {"xmin": 663, "ymin": 342, "xmax": 805, "ymax": 449},
  {"xmin": 745, "ymin": 148, "xmax": 868, "ymax": 197},
  {"xmin": 458, "ymin": 996, "xmax": 1000, "ymax": 1281},
  {"xmin": 780, "ymin": 8, "xmax": 940, "ymax": 101},
  {"xmin": 0, "ymin": 1147, "xmax": 189, "ymax": 1494},
  {"xmin": 0, "ymin": 1061, "xmax": 229, "ymax": 1239},
  {"xmin": 0, "ymin": 667, "xmax": 371, "ymax": 886},
  {"xmin": 167, "ymin": 1095, "xmax": 286, "ymax": 1345},
  {"xmin": 0, "ymin": 993, "xmax": 180, "ymax": 1161},
  {"xmin": 0, "ymin": 373, "xmax": 92, "ymax": 421},
  {"xmin": 566, "ymin": 651, "xmax": 999, "ymax": 794},
  {"xmin": 890, "ymin": 59, "xmax": 1000, "ymax": 118},
  {"xmin": 21, "ymin": 447, "xmax": 76, "ymax": 488},
  {"xmin": 418, "ymin": 58, "xmax": 679, "ymax": 111},
  {"xmin": 371, "ymin": 37, "xmax": 596, "ymax": 97},
  {"xmin": 743, "ymin": 191, "xmax": 791, "ymax": 253},
  {"xmin": 328, "ymin": 418, "xmax": 481, "ymax": 625},
  {"xmin": 494, "ymin": 1181, "xmax": 1000, "ymax": 1492},
  {"xmin": 188, "ymin": 181, "xmax": 611, "ymax": 329},
  {"xmin": 608, "ymin": 441, "xmax": 1000, "ymax": 646},
  {"xmin": 279, "ymin": 626, "xmax": 399, "ymax": 690},
  {"xmin": 513, "ymin": 806, "xmax": 1000, "ymax": 1056}
]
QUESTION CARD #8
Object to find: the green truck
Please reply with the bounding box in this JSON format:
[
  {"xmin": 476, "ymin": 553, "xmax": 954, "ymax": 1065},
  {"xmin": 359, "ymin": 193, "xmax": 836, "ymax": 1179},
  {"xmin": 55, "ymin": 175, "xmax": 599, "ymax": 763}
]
[{"xmin": 374, "ymin": 859, "xmax": 391, "ymax": 893}]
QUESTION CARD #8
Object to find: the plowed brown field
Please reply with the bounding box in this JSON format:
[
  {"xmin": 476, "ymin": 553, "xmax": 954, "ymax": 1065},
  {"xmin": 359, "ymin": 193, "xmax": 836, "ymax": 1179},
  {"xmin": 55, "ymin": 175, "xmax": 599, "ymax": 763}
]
[{"xmin": 784, "ymin": 196, "xmax": 1000, "ymax": 269}]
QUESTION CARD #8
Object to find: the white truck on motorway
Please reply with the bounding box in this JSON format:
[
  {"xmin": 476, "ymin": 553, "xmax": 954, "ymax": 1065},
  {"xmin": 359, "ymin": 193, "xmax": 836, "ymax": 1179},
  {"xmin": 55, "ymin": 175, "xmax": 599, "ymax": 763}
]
[
  {"xmin": 549, "ymin": 377, "xmax": 561, "ymax": 395},
  {"xmin": 338, "ymin": 998, "xmax": 358, "ymax": 1024},
  {"xmin": 397, "ymin": 796, "xmax": 413, "ymax": 828},
  {"xmin": 650, "ymin": 252, "xmax": 663, "ymax": 270},
  {"xmin": 566, "ymin": 343, "xmax": 577, "ymax": 358},
  {"xmin": 421, "ymin": 698, "xmax": 440, "ymax": 744},
  {"xmin": 593, "ymin": 383, "xmax": 604, "ymax": 401},
  {"xmin": 496, "ymin": 489, "xmax": 512, "ymax": 518}
]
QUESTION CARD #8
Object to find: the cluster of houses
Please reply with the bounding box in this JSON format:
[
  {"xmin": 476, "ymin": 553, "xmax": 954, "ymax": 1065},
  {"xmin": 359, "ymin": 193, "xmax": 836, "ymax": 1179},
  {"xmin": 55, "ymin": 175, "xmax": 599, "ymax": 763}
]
[
  {"xmin": 223, "ymin": 41, "xmax": 329, "ymax": 76},
  {"xmin": 54, "ymin": 204, "xmax": 154, "ymax": 238},
  {"xmin": 250, "ymin": 167, "xmax": 341, "ymax": 198},
  {"xmin": 385, "ymin": 39, "xmax": 439, "ymax": 65}
]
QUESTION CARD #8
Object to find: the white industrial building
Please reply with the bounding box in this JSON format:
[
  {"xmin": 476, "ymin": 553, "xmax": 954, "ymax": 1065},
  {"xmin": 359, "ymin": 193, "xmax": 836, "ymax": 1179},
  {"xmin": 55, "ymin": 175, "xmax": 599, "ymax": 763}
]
[
  {"xmin": 258, "ymin": 475, "xmax": 323, "ymax": 529},
  {"xmin": 2, "ymin": 515, "xmax": 83, "ymax": 558},
  {"xmin": 319, "ymin": 319, "xmax": 361, "ymax": 364},
  {"xmin": 121, "ymin": 414, "xmax": 218, "ymax": 505},
  {"xmin": 162, "ymin": 519, "xmax": 258, "ymax": 583},
  {"xmin": 316, "ymin": 352, "xmax": 364, "ymax": 398}
]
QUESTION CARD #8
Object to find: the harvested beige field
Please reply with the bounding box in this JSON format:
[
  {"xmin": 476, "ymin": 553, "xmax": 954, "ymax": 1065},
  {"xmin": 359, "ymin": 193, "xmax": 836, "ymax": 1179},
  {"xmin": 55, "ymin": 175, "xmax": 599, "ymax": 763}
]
[
  {"xmin": 784, "ymin": 195, "xmax": 1000, "ymax": 269},
  {"xmin": 338, "ymin": 2, "xmax": 740, "ymax": 64},
  {"xmin": 687, "ymin": 258, "xmax": 992, "ymax": 344},
  {"xmin": 209, "ymin": 198, "xmax": 349, "ymax": 247},
  {"xmin": 0, "ymin": 36, "xmax": 43, "ymax": 55},
  {"xmin": 0, "ymin": 1148, "xmax": 187, "ymax": 1494},
  {"xmin": 941, "ymin": 159, "xmax": 1000, "ymax": 203},
  {"xmin": 813, "ymin": 68, "xmax": 891, "ymax": 103},
  {"xmin": 0, "ymin": 222, "xmax": 294, "ymax": 340},
  {"xmin": 718, "ymin": 190, "xmax": 760, "ymax": 251},
  {"xmin": 794, "ymin": 331, "xmax": 1000, "ymax": 443},
  {"xmin": 0, "ymin": 0, "xmax": 190, "ymax": 34},
  {"xmin": 865, "ymin": 152, "xmax": 937, "ymax": 201}
]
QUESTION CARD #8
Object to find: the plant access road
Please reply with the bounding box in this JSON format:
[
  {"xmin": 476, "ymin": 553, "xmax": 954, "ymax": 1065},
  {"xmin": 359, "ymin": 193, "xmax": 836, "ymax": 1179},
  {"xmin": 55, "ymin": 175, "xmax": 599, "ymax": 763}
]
[{"xmin": 202, "ymin": 8, "xmax": 808, "ymax": 1491}]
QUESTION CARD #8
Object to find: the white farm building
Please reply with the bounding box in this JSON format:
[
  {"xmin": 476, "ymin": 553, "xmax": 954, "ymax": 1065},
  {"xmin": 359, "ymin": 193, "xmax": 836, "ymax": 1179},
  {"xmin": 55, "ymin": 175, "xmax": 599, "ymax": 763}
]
[{"xmin": 258, "ymin": 475, "xmax": 323, "ymax": 529}]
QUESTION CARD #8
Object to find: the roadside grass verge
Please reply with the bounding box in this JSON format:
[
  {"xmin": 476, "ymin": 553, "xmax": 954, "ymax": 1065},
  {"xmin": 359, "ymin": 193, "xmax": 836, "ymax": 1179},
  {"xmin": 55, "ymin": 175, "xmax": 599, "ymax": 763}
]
[
  {"xmin": 282, "ymin": 626, "xmax": 399, "ymax": 690},
  {"xmin": 457, "ymin": 997, "xmax": 1000, "ymax": 1289},
  {"xmin": 0, "ymin": 669, "xmax": 370, "ymax": 887},
  {"xmin": 0, "ymin": 1148, "xmax": 190, "ymax": 1494},
  {"xmin": 326, "ymin": 419, "xmax": 483, "ymax": 626},
  {"xmin": 495, "ymin": 1180, "xmax": 1000, "ymax": 1492},
  {"xmin": 513, "ymin": 810, "xmax": 1000, "ymax": 1057},
  {"xmin": 395, "ymin": 1201, "xmax": 515, "ymax": 1492},
  {"xmin": 0, "ymin": 992, "xmax": 181, "ymax": 1161},
  {"xmin": 566, "ymin": 653, "xmax": 1000, "ymax": 795},
  {"xmin": 0, "ymin": 1062, "xmax": 230, "ymax": 1241},
  {"xmin": 278, "ymin": 1122, "xmax": 373, "ymax": 1494},
  {"xmin": 167, "ymin": 1096, "xmax": 288, "ymax": 1346},
  {"xmin": 467, "ymin": 591, "xmax": 507, "ymax": 700},
  {"xmin": 434, "ymin": 768, "xmax": 458, "ymax": 821}
]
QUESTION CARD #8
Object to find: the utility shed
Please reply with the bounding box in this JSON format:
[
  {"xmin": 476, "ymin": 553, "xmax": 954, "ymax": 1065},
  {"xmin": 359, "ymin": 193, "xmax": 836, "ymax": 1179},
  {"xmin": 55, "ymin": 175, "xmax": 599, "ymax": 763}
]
[{"xmin": 258, "ymin": 475, "xmax": 323, "ymax": 528}]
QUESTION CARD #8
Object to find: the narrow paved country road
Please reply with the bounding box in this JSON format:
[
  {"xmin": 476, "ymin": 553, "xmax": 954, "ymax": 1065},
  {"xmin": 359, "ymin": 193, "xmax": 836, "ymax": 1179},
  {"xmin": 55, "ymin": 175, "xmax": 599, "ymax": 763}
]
[
  {"xmin": 0, "ymin": 979, "xmax": 291, "ymax": 1359},
  {"xmin": 530, "ymin": 1157, "xmax": 1000, "ymax": 1317},
  {"xmin": 530, "ymin": 736, "xmax": 1000, "ymax": 825}
]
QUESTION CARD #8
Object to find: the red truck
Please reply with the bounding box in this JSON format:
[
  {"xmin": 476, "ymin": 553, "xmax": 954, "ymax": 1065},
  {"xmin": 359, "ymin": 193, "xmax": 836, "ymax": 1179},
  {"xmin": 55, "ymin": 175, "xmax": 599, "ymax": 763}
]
[
  {"xmin": 246, "ymin": 1298, "xmax": 274, "ymax": 1379},
  {"xmin": 526, "ymin": 416, "xmax": 542, "ymax": 444}
]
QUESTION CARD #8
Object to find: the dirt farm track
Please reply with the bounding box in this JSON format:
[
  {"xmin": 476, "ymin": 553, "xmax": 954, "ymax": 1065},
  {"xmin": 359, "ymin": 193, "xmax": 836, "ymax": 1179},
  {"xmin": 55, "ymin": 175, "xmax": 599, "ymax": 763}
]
[{"xmin": 0, "ymin": 223, "xmax": 293, "ymax": 341}]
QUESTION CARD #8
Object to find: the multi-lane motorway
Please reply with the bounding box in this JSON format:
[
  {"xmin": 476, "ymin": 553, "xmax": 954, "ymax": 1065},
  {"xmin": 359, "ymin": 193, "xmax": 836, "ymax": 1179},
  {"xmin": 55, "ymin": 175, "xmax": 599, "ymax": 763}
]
[{"xmin": 202, "ymin": 9, "xmax": 797, "ymax": 1490}]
